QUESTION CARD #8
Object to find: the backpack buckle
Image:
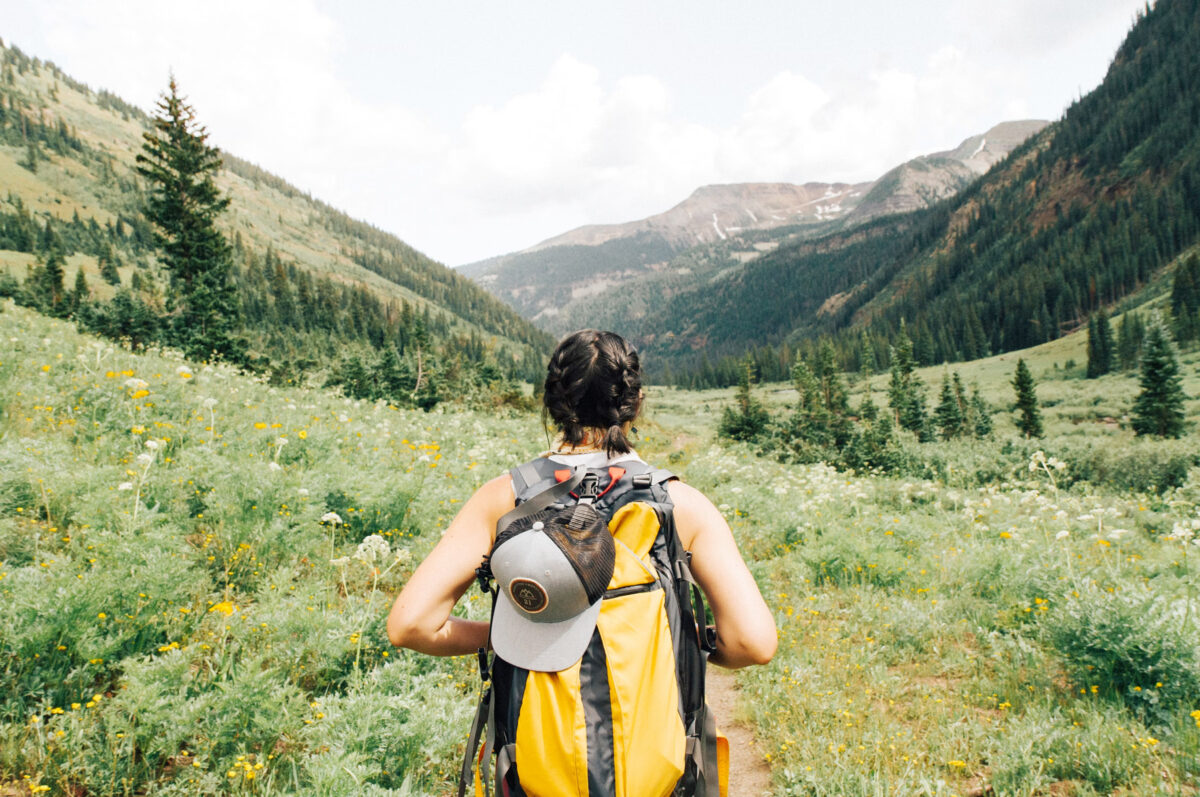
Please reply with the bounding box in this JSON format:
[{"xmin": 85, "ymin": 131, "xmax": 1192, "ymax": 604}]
[
  {"xmin": 577, "ymin": 472, "xmax": 600, "ymax": 502},
  {"xmin": 632, "ymin": 473, "xmax": 652, "ymax": 489},
  {"xmin": 475, "ymin": 558, "xmax": 494, "ymax": 593},
  {"xmin": 477, "ymin": 647, "xmax": 492, "ymax": 683}
]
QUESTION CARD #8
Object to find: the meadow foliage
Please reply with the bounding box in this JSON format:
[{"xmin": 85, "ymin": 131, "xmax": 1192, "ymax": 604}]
[{"xmin": 2, "ymin": 302, "xmax": 1199, "ymax": 794}]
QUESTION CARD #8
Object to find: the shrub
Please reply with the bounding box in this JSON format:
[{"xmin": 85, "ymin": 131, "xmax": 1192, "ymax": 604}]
[{"xmin": 1041, "ymin": 585, "xmax": 1200, "ymax": 727}]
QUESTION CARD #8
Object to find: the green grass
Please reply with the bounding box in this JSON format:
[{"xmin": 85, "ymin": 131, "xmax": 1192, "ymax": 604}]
[{"xmin": 2, "ymin": 302, "xmax": 1199, "ymax": 795}]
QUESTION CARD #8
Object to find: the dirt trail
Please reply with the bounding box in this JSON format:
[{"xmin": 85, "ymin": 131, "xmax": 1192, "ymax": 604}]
[{"xmin": 707, "ymin": 669, "xmax": 773, "ymax": 795}]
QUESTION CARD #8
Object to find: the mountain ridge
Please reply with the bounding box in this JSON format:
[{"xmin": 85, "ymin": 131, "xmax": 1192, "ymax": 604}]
[
  {"xmin": 465, "ymin": 119, "xmax": 1047, "ymax": 337},
  {"xmin": 0, "ymin": 37, "xmax": 554, "ymax": 383}
]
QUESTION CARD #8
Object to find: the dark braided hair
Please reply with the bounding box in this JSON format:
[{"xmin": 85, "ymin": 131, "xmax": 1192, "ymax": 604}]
[{"xmin": 543, "ymin": 330, "xmax": 643, "ymax": 456}]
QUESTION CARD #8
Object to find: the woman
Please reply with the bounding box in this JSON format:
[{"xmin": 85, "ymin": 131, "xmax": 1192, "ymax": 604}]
[
  {"xmin": 387, "ymin": 329, "xmax": 776, "ymax": 669},
  {"xmin": 388, "ymin": 329, "xmax": 776, "ymax": 795}
]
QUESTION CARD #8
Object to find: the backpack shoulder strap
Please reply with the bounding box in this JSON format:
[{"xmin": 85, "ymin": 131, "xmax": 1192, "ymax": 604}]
[{"xmin": 509, "ymin": 458, "xmax": 561, "ymax": 503}]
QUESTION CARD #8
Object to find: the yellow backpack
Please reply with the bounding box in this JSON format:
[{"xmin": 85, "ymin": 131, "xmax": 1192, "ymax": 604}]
[{"xmin": 461, "ymin": 458, "xmax": 727, "ymax": 797}]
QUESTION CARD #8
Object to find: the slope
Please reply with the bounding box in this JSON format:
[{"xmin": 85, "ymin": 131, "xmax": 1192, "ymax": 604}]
[
  {"xmin": 466, "ymin": 121, "xmax": 1044, "ymax": 337},
  {"xmin": 636, "ymin": 0, "xmax": 1200, "ymax": 382},
  {"xmin": 0, "ymin": 37, "xmax": 553, "ymax": 384}
]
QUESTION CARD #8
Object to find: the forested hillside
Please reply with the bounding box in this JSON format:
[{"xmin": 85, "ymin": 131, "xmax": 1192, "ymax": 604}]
[
  {"xmin": 635, "ymin": 0, "xmax": 1200, "ymax": 385},
  {"xmin": 0, "ymin": 38, "xmax": 554, "ymax": 401},
  {"xmin": 469, "ymin": 123, "xmax": 1043, "ymax": 340}
]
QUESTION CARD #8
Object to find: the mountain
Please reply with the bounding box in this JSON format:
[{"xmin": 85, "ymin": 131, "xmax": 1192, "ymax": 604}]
[
  {"xmin": 846, "ymin": 120, "xmax": 1048, "ymax": 222},
  {"xmin": 0, "ymin": 37, "xmax": 553, "ymax": 391},
  {"xmin": 465, "ymin": 121, "xmax": 1045, "ymax": 335},
  {"xmin": 629, "ymin": 0, "xmax": 1200, "ymax": 385}
]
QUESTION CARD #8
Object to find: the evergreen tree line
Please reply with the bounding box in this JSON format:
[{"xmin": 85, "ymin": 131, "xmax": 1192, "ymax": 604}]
[
  {"xmin": 718, "ymin": 314, "xmax": 1187, "ymax": 480},
  {"xmin": 718, "ymin": 328, "xmax": 995, "ymax": 475},
  {"xmin": 0, "ymin": 78, "xmax": 547, "ymax": 409},
  {"xmin": 219, "ymin": 152, "xmax": 554, "ymax": 355}
]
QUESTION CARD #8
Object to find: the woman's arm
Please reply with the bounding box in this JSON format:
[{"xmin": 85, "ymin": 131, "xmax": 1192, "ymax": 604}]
[
  {"xmin": 668, "ymin": 480, "xmax": 777, "ymax": 669},
  {"xmin": 386, "ymin": 474, "xmax": 513, "ymax": 656}
]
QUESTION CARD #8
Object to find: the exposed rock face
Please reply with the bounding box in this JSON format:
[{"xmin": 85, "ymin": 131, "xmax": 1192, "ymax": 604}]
[
  {"xmin": 465, "ymin": 120, "xmax": 1048, "ymax": 336},
  {"xmin": 524, "ymin": 181, "xmax": 874, "ymax": 253},
  {"xmin": 847, "ymin": 120, "xmax": 1048, "ymax": 222}
]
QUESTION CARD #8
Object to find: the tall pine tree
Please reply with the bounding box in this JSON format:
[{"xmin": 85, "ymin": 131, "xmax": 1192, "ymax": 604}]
[
  {"xmin": 1131, "ymin": 318, "xmax": 1187, "ymax": 438},
  {"xmin": 136, "ymin": 77, "xmax": 242, "ymax": 361},
  {"xmin": 1012, "ymin": 358, "xmax": 1043, "ymax": 438}
]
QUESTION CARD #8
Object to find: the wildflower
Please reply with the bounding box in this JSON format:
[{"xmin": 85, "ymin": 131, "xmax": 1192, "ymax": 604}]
[
  {"xmin": 117, "ymin": 482, "xmax": 134, "ymax": 491},
  {"xmin": 209, "ymin": 601, "xmax": 237, "ymax": 616},
  {"xmin": 201, "ymin": 397, "xmax": 218, "ymax": 409},
  {"xmin": 298, "ymin": 488, "xmax": 309, "ymax": 497},
  {"xmin": 1055, "ymin": 530, "xmax": 1070, "ymax": 540},
  {"xmin": 267, "ymin": 462, "xmax": 282, "ymax": 472},
  {"xmin": 275, "ymin": 436, "xmax": 288, "ymax": 447},
  {"xmin": 355, "ymin": 534, "xmax": 390, "ymax": 565},
  {"xmin": 123, "ymin": 378, "xmax": 148, "ymax": 390},
  {"xmin": 176, "ymin": 365, "xmax": 193, "ymax": 378},
  {"xmin": 320, "ymin": 511, "xmax": 344, "ymax": 526},
  {"xmin": 330, "ymin": 556, "xmax": 351, "ymax": 568},
  {"xmin": 145, "ymin": 439, "xmax": 161, "ymax": 450},
  {"xmin": 1108, "ymin": 528, "xmax": 1131, "ymax": 540},
  {"xmin": 135, "ymin": 453, "xmax": 153, "ymax": 466}
]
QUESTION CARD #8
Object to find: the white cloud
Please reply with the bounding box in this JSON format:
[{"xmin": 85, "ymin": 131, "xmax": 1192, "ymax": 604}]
[
  {"xmin": 4, "ymin": 0, "xmax": 1142, "ymax": 264},
  {"xmin": 443, "ymin": 44, "xmax": 1032, "ymax": 256}
]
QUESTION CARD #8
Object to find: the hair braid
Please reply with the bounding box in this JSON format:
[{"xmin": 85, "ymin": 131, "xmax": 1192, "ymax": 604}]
[{"xmin": 543, "ymin": 330, "xmax": 643, "ymax": 455}]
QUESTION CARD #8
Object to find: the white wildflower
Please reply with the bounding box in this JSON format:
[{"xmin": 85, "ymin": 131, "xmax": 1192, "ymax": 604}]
[
  {"xmin": 117, "ymin": 482, "xmax": 133, "ymax": 491},
  {"xmin": 267, "ymin": 462, "xmax": 283, "ymax": 473},
  {"xmin": 124, "ymin": 378, "xmax": 148, "ymax": 390},
  {"xmin": 144, "ymin": 439, "xmax": 161, "ymax": 450},
  {"xmin": 135, "ymin": 453, "xmax": 154, "ymax": 466},
  {"xmin": 320, "ymin": 511, "xmax": 344, "ymax": 526},
  {"xmin": 298, "ymin": 488, "xmax": 309, "ymax": 497},
  {"xmin": 355, "ymin": 534, "xmax": 390, "ymax": 565},
  {"xmin": 330, "ymin": 556, "xmax": 351, "ymax": 568},
  {"xmin": 393, "ymin": 548, "xmax": 413, "ymax": 566},
  {"xmin": 1108, "ymin": 528, "xmax": 1132, "ymax": 539},
  {"xmin": 201, "ymin": 397, "xmax": 218, "ymax": 409},
  {"xmin": 1055, "ymin": 530, "xmax": 1070, "ymax": 540},
  {"xmin": 275, "ymin": 437, "xmax": 288, "ymax": 447}
]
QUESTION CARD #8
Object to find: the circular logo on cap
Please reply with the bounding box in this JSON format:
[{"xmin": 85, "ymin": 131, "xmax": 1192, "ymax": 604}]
[{"xmin": 508, "ymin": 578, "xmax": 549, "ymax": 614}]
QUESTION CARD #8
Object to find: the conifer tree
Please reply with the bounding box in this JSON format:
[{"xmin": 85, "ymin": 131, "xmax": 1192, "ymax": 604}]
[
  {"xmin": 970, "ymin": 384, "xmax": 993, "ymax": 438},
  {"xmin": 1117, "ymin": 311, "xmax": 1145, "ymax": 370},
  {"xmin": 1086, "ymin": 315, "xmax": 1101, "ymax": 377},
  {"xmin": 1131, "ymin": 318, "xmax": 1187, "ymax": 438},
  {"xmin": 935, "ymin": 371, "xmax": 964, "ymax": 440},
  {"xmin": 1086, "ymin": 310, "xmax": 1115, "ymax": 377},
  {"xmin": 70, "ymin": 268, "xmax": 88, "ymax": 313},
  {"xmin": 136, "ymin": 77, "xmax": 241, "ymax": 361},
  {"xmin": 719, "ymin": 357, "xmax": 769, "ymax": 442},
  {"xmin": 1171, "ymin": 254, "xmax": 1200, "ymax": 346},
  {"xmin": 887, "ymin": 322, "xmax": 929, "ymax": 439},
  {"xmin": 1011, "ymin": 358, "xmax": 1043, "ymax": 438},
  {"xmin": 98, "ymin": 245, "xmax": 121, "ymax": 286}
]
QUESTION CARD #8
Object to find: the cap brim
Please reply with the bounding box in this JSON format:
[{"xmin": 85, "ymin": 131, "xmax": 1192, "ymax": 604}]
[{"xmin": 491, "ymin": 592, "xmax": 603, "ymax": 672}]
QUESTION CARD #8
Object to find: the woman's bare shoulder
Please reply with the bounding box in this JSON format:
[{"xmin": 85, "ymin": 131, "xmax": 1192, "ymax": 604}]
[{"xmin": 665, "ymin": 478, "xmax": 725, "ymax": 548}]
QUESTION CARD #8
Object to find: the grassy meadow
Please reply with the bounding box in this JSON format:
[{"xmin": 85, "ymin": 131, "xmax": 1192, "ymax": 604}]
[{"xmin": 2, "ymin": 300, "xmax": 1200, "ymax": 795}]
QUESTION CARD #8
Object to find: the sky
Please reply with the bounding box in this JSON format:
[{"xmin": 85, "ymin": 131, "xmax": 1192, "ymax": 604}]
[{"xmin": 0, "ymin": 0, "xmax": 1149, "ymax": 266}]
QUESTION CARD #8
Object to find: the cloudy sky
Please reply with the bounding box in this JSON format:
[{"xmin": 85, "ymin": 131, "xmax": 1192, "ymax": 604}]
[{"xmin": 1, "ymin": 0, "xmax": 1147, "ymax": 265}]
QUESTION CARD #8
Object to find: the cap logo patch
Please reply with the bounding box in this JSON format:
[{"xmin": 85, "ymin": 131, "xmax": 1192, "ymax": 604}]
[{"xmin": 509, "ymin": 578, "xmax": 549, "ymax": 614}]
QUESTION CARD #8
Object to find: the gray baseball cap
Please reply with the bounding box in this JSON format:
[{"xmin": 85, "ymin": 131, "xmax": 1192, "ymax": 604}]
[{"xmin": 490, "ymin": 512, "xmax": 614, "ymax": 672}]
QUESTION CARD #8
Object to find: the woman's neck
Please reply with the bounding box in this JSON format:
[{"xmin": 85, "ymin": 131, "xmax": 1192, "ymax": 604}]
[{"xmin": 548, "ymin": 430, "xmax": 608, "ymax": 455}]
